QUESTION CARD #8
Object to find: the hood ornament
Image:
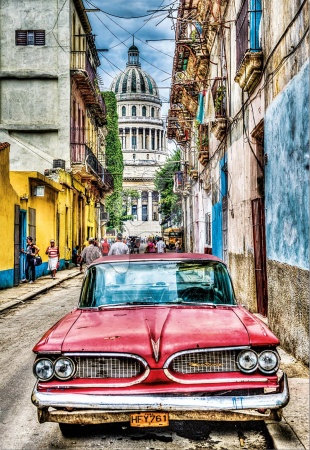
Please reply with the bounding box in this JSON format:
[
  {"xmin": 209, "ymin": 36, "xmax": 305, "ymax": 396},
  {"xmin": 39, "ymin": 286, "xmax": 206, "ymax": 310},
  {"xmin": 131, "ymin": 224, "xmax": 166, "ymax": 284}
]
[{"xmin": 151, "ymin": 339, "xmax": 160, "ymax": 362}]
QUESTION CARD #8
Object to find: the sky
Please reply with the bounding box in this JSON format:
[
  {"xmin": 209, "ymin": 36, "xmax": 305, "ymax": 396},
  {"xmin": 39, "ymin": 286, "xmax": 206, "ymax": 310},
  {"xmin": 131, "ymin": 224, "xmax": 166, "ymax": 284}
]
[{"xmin": 82, "ymin": 0, "xmax": 178, "ymax": 119}]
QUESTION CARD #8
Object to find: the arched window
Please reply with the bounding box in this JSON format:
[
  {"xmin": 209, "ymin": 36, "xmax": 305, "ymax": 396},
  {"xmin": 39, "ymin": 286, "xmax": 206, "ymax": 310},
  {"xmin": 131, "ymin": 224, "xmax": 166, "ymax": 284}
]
[
  {"xmin": 151, "ymin": 107, "xmax": 154, "ymax": 118},
  {"xmin": 122, "ymin": 106, "xmax": 126, "ymax": 116},
  {"xmin": 142, "ymin": 106, "xmax": 146, "ymax": 116},
  {"xmin": 147, "ymin": 154, "xmax": 149, "ymax": 160},
  {"xmin": 132, "ymin": 106, "xmax": 136, "ymax": 116}
]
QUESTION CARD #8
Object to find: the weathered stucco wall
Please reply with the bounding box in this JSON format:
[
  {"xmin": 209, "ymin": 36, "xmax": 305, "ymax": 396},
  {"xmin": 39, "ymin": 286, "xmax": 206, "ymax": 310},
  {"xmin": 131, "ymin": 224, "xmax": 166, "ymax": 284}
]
[
  {"xmin": 267, "ymin": 260, "xmax": 309, "ymax": 365},
  {"xmin": 265, "ymin": 60, "xmax": 309, "ymax": 363},
  {"xmin": 0, "ymin": 0, "xmax": 71, "ymax": 172}
]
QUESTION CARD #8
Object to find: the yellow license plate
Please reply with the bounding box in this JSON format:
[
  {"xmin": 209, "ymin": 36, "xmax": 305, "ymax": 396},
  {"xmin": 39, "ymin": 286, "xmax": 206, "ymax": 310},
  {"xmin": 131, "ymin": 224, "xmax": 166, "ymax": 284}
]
[{"xmin": 130, "ymin": 412, "xmax": 169, "ymax": 427}]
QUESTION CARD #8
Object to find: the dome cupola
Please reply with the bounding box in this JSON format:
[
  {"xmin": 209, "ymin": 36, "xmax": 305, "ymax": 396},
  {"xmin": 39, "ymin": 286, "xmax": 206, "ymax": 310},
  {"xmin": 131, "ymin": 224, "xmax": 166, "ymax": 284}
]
[{"xmin": 110, "ymin": 45, "xmax": 159, "ymax": 98}]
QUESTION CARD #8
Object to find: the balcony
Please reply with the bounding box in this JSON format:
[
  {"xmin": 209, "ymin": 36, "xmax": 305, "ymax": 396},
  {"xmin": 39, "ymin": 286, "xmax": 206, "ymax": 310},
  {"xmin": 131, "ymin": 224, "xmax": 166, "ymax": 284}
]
[
  {"xmin": 71, "ymin": 51, "xmax": 106, "ymax": 125},
  {"xmin": 70, "ymin": 143, "xmax": 113, "ymax": 192},
  {"xmin": 234, "ymin": 51, "xmax": 263, "ymax": 92},
  {"xmin": 211, "ymin": 79, "xmax": 228, "ymax": 141}
]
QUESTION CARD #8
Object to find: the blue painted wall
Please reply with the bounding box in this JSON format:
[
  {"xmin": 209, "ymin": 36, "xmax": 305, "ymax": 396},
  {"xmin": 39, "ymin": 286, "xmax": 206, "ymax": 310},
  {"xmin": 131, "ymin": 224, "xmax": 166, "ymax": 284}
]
[
  {"xmin": 212, "ymin": 157, "xmax": 227, "ymax": 259},
  {"xmin": 265, "ymin": 60, "xmax": 309, "ymax": 269}
]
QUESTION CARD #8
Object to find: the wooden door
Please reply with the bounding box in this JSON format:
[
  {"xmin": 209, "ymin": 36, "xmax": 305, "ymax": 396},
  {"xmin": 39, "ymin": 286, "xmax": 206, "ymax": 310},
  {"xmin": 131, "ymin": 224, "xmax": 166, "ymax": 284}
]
[{"xmin": 251, "ymin": 198, "xmax": 268, "ymax": 316}]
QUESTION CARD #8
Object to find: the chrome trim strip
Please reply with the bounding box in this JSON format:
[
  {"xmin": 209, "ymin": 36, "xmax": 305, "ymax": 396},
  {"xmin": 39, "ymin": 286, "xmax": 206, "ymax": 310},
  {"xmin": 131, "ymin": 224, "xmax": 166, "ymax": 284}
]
[
  {"xmin": 32, "ymin": 373, "xmax": 289, "ymax": 411},
  {"xmin": 41, "ymin": 367, "xmax": 150, "ymax": 388},
  {"xmin": 163, "ymin": 346, "xmax": 250, "ymax": 369},
  {"xmin": 163, "ymin": 370, "xmax": 268, "ymax": 384},
  {"xmin": 63, "ymin": 352, "xmax": 148, "ymax": 368}
]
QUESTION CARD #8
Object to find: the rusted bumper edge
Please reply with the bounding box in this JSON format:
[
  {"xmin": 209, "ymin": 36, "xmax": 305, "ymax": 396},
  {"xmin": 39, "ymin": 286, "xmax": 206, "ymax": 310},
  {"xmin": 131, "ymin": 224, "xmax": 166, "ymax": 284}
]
[{"xmin": 32, "ymin": 373, "xmax": 289, "ymax": 424}]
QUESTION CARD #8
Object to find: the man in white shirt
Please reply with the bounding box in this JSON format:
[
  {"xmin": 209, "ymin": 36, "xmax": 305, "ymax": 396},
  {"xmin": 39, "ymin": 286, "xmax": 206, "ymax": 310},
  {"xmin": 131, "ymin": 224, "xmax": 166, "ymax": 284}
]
[
  {"xmin": 108, "ymin": 233, "xmax": 129, "ymax": 256},
  {"xmin": 155, "ymin": 237, "xmax": 166, "ymax": 254}
]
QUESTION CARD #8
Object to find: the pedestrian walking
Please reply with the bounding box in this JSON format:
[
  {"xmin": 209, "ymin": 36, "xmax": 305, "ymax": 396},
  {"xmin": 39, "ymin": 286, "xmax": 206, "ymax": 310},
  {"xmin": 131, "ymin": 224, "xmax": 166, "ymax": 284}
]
[
  {"xmin": 101, "ymin": 238, "xmax": 110, "ymax": 256},
  {"xmin": 145, "ymin": 239, "xmax": 156, "ymax": 253},
  {"xmin": 108, "ymin": 233, "xmax": 129, "ymax": 255},
  {"xmin": 155, "ymin": 237, "xmax": 166, "ymax": 253},
  {"xmin": 80, "ymin": 237, "xmax": 101, "ymax": 270},
  {"xmin": 72, "ymin": 245, "xmax": 79, "ymax": 266},
  {"xmin": 175, "ymin": 239, "xmax": 181, "ymax": 253},
  {"xmin": 21, "ymin": 236, "xmax": 40, "ymax": 283},
  {"xmin": 45, "ymin": 239, "xmax": 60, "ymax": 279}
]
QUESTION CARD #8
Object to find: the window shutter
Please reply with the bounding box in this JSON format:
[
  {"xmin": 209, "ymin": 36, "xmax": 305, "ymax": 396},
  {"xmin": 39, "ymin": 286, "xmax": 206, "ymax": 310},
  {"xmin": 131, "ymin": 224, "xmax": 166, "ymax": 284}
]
[
  {"xmin": 16, "ymin": 31, "xmax": 27, "ymax": 45},
  {"xmin": 34, "ymin": 30, "xmax": 45, "ymax": 45}
]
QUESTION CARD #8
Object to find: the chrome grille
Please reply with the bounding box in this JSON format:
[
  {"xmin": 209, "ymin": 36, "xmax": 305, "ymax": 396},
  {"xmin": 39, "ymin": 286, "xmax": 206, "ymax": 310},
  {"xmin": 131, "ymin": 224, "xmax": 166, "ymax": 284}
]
[
  {"xmin": 170, "ymin": 350, "xmax": 238, "ymax": 374},
  {"xmin": 75, "ymin": 356, "xmax": 144, "ymax": 379}
]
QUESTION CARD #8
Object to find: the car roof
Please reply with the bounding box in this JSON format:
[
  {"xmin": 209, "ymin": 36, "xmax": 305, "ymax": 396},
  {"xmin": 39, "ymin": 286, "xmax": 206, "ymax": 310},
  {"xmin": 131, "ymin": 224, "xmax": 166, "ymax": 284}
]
[{"xmin": 89, "ymin": 253, "xmax": 224, "ymax": 267}]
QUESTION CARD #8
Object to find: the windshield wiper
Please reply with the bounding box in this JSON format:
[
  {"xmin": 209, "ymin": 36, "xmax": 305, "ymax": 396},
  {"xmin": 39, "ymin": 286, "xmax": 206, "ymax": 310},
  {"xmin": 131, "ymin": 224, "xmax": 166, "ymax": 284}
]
[{"xmin": 173, "ymin": 301, "xmax": 217, "ymax": 307}]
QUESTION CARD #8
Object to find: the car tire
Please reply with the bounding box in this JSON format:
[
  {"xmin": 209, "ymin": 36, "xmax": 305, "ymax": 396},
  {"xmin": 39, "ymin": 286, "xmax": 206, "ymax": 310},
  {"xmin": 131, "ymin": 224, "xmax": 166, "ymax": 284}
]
[{"xmin": 59, "ymin": 423, "xmax": 82, "ymax": 437}]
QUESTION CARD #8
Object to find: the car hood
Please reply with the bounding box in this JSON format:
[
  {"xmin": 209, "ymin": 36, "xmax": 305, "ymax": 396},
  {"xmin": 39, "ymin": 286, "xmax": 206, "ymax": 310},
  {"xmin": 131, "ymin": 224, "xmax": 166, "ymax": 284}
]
[{"xmin": 34, "ymin": 306, "xmax": 279, "ymax": 365}]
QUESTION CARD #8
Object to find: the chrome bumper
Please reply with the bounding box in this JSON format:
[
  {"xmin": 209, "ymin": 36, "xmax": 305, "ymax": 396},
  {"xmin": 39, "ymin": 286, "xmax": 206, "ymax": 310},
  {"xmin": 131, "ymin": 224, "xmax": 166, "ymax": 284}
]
[{"xmin": 32, "ymin": 373, "xmax": 289, "ymax": 423}]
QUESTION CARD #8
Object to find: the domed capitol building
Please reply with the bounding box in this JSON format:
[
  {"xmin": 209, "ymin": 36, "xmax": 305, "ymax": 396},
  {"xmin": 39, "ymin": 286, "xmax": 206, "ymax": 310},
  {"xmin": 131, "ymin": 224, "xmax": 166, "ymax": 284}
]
[{"xmin": 110, "ymin": 44, "xmax": 169, "ymax": 238}]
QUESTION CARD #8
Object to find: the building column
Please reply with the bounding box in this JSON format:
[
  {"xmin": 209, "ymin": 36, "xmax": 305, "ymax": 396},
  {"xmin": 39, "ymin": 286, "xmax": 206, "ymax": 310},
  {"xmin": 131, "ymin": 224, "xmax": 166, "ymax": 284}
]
[
  {"xmin": 149, "ymin": 129, "xmax": 152, "ymax": 150},
  {"xmin": 154, "ymin": 129, "xmax": 158, "ymax": 151},
  {"xmin": 129, "ymin": 128, "xmax": 132, "ymax": 149},
  {"xmin": 143, "ymin": 128, "xmax": 146, "ymax": 149},
  {"xmin": 137, "ymin": 191, "xmax": 142, "ymax": 221},
  {"xmin": 148, "ymin": 191, "xmax": 152, "ymax": 221}
]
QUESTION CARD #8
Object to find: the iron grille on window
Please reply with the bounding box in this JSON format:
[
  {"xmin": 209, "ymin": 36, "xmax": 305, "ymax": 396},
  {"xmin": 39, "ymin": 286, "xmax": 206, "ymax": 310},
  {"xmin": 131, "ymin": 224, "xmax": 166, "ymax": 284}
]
[
  {"xmin": 236, "ymin": 0, "xmax": 262, "ymax": 69},
  {"xmin": 15, "ymin": 30, "xmax": 45, "ymax": 46}
]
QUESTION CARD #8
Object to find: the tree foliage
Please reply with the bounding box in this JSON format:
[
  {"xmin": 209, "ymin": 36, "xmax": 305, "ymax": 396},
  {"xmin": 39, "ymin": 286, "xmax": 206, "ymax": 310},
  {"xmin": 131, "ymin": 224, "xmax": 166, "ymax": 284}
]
[
  {"xmin": 102, "ymin": 91, "xmax": 124, "ymax": 229},
  {"xmin": 154, "ymin": 149, "xmax": 182, "ymax": 224}
]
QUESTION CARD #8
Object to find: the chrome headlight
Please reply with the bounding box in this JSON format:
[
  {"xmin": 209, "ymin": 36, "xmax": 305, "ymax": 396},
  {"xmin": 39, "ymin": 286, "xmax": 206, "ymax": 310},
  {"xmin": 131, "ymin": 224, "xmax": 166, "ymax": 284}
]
[
  {"xmin": 34, "ymin": 358, "xmax": 54, "ymax": 381},
  {"xmin": 237, "ymin": 350, "xmax": 258, "ymax": 373},
  {"xmin": 258, "ymin": 350, "xmax": 279, "ymax": 374},
  {"xmin": 54, "ymin": 357, "xmax": 75, "ymax": 380}
]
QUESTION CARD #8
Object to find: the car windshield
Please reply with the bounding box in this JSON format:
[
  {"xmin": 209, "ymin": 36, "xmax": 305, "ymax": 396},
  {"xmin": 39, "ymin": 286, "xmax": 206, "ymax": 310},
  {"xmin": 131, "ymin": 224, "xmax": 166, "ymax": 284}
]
[{"xmin": 79, "ymin": 261, "xmax": 236, "ymax": 308}]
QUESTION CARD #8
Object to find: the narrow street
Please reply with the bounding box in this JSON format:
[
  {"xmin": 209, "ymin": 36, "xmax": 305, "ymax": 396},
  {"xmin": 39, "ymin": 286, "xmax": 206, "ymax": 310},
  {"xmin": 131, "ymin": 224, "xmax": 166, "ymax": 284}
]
[{"xmin": 0, "ymin": 278, "xmax": 274, "ymax": 450}]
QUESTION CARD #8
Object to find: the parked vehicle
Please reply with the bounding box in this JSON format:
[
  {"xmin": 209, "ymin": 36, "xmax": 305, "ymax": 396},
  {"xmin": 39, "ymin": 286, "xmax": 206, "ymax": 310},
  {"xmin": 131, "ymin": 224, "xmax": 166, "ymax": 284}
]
[
  {"xmin": 163, "ymin": 228, "xmax": 183, "ymax": 250},
  {"xmin": 31, "ymin": 253, "xmax": 289, "ymax": 436}
]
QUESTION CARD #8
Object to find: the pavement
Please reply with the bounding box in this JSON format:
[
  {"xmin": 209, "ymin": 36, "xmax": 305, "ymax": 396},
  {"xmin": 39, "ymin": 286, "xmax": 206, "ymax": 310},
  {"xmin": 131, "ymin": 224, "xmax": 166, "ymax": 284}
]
[{"xmin": 0, "ymin": 269, "xmax": 308, "ymax": 450}]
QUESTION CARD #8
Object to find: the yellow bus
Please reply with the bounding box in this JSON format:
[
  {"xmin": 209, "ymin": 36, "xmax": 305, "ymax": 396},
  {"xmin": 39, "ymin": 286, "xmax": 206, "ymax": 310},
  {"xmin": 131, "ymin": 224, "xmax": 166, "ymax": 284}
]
[{"xmin": 163, "ymin": 228, "xmax": 183, "ymax": 250}]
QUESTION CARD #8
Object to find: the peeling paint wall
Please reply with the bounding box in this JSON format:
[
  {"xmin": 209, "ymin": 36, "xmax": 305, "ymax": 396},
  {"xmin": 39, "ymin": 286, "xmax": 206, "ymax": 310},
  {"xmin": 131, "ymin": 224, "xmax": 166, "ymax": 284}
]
[{"xmin": 265, "ymin": 60, "xmax": 309, "ymax": 362}]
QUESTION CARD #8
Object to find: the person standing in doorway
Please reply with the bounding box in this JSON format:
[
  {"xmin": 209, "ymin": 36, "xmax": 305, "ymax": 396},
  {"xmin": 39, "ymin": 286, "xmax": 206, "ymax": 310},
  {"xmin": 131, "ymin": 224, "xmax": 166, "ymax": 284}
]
[
  {"xmin": 21, "ymin": 236, "xmax": 40, "ymax": 283},
  {"xmin": 108, "ymin": 233, "xmax": 129, "ymax": 255},
  {"xmin": 45, "ymin": 239, "xmax": 60, "ymax": 279}
]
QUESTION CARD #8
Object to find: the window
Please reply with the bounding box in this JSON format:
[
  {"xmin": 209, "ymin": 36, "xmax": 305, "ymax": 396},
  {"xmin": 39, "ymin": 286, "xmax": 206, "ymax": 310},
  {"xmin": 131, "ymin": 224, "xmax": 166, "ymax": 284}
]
[
  {"xmin": 16, "ymin": 30, "xmax": 45, "ymax": 46},
  {"xmin": 236, "ymin": 0, "xmax": 262, "ymax": 68},
  {"xmin": 132, "ymin": 106, "xmax": 137, "ymax": 116},
  {"xmin": 142, "ymin": 106, "xmax": 146, "ymax": 116},
  {"xmin": 133, "ymin": 154, "xmax": 136, "ymax": 161},
  {"xmin": 122, "ymin": 106, "xmax": 126, "ymax": 116},
  {"xmin": 151, "ymin": 107, "xmax": 155, "ymax": 118},
  {"xmin": 147, "ymin": 154, "xmax": 149, "ymax": 160},
  {"xmin": 132, "ymin": 205, "xmax": 137, "ymax": 216}
]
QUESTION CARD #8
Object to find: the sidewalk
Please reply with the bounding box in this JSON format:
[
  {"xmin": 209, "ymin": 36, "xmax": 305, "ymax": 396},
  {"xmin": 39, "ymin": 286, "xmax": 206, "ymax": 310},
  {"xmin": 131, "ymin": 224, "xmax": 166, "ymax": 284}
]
[
  {"xmin": 0, "ymin": 271, "xmax": 308, "ymax": 449},
  {"xmin": 0, "ymin": 267, "xmax": 82, "ymax": 312}
]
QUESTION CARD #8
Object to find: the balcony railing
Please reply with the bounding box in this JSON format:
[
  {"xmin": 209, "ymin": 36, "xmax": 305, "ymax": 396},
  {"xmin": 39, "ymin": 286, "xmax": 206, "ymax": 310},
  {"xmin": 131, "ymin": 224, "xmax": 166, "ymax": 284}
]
[
  {"xmin": 71, "ymin": 143, "xmax": 113, "ymax": 190},
  {"xmin": 71, "ymin": 51, "xmax": 106, "ymax": 120},
  {"xmin": 71, "ymin": 51, "xmax": 96, "ymax": 85}
]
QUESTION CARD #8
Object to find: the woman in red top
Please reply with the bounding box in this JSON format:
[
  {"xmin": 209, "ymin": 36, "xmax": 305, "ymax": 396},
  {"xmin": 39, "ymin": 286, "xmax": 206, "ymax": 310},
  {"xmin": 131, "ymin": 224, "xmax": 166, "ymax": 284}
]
[
  {"xmin": 101, "ymin": 238, "xmax": 110, "ymax": 256},
  {"xmin": 45, "ymin": 239, "xmax": 60, "ymax": 279}
]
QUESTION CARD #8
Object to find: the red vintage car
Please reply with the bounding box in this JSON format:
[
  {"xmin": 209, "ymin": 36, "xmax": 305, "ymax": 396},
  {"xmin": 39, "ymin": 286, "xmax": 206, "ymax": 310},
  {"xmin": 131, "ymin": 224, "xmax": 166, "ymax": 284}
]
[{"xmin": 31, "ymin": 254, "xmax": 289, "ymax": 436}]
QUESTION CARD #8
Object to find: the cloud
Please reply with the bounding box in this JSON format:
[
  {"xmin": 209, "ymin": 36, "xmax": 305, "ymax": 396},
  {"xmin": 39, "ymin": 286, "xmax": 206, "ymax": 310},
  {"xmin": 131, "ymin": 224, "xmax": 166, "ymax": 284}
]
[{"xmin": 83, "ymin": 0, "xmax": 176, "ymax": 116}]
